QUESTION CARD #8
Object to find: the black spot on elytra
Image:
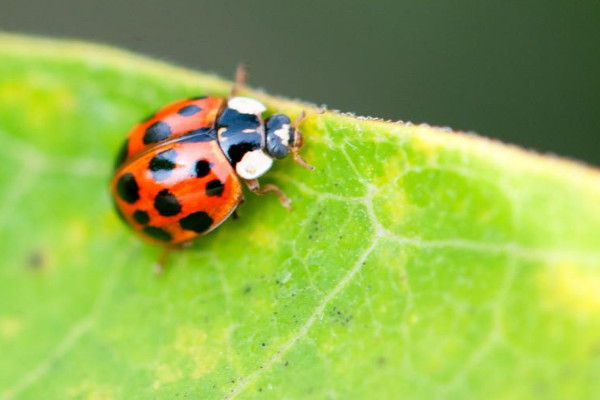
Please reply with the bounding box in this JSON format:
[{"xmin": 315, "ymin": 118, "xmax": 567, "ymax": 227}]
[
  {"xmin": 195, "ymin": 160, "xmax": 211, "ymax": 178},
  {"xmin": 177, "ymin": 104, "xmax": 202, "ymax": 116},
  {"xmin": 206, "ymin": 179, "xmax": 224, "ymax": 196},
  {"xmin": 149, "ymin": 149, "xmax": 177, "ymax": 181},
  {"xmin": 143, "ymin": 226, "xmax": 172, "ymax": 242},
  {"xmin": 133, "ymin": 210, "xmax": 150, "ymax": 225},
  {"xmin": 154, "ymin": 189, "xmax": 181, "ymax": 216},
  {"xmin": 143, "ymin": 121, "xmax": 172, "ymax": 144},
  {"xmin": 179, "ymin": 211, "xmax": 213, "ymax": 233},
  {"xmin": 116, "ymin": 173, "xmax": 139, "ymax": 204},
  {"xmin": 114, "ymin": 139, "xmax": 129, "ymax": 168},
  {"xmin": 180, "ymin": 128, "xmax": 216, "ymax": 143}
]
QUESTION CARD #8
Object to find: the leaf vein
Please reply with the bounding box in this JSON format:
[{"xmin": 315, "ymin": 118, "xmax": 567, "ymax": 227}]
[{"xmin": 224, "ymin": 237, "xmax": 380, "ymax": 399}]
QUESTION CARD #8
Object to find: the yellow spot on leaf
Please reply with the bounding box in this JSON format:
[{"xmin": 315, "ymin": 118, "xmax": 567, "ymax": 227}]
[
  {"xmin": 0, "ymin": 317, "xmax": 22, "ymax": 339},
  {"xmin": 174, "ymin": 326, "xmax": 219, "ymax": 379},
  {"xmin": 409, "ymin": 313, "xmax": 420, "ymax": 325},
  {"xmin": 408, "ymin": 134, "xmax": 440, "ymax": 165},
  {"xmin": 152, "ymin": 325, "xmax": 222, "ymax": 388},
  {"xmin": 64, "ymin": 219, "xmax": 90, "ymax": 252},
  {"xmin": 373, "ymin": 188, "xmax": 408, "ymax": 229},
  {"xmin": 538, "ymin": 262, "xmax": 600, "ymax": 317},
  {"xmin": 67, "ymin": 380, "xmax": 116, "ymax": 400},
  {"xmin": 152, "ymin": 363, "xmax": 183, "ymax": 390},
  {"xmin": 246, "ymin": 224, "xmax": 279, "ymax": 250},
  {"xmin": 0, "ymin": 74, "xmax": 76, "ymax": 130}
]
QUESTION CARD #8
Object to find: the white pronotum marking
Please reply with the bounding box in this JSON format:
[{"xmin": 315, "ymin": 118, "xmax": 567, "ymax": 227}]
[
  {"xmin": 228, "ymin": 97, "xmax": 266, "ymax": 115},
  {"xmin": 236, "ymin": 149, "xmax": 273, "ymax": 179}
]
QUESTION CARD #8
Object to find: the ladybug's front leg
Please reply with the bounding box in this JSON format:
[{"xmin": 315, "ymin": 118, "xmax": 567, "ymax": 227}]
[{"xmin": 244, "ymin": 179, "xmax": 292, "ymax": 211}]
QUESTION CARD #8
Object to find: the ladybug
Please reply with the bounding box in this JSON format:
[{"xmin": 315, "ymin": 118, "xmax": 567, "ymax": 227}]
[{"xmin": 110, "ymin": 66, "xmax": 312, "ymax": 267}]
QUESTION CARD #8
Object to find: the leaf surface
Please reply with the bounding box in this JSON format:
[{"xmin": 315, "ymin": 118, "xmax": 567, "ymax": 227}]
[{"xmin": 0, "ymin": 34, "xmax": 599, "ymax": 399}]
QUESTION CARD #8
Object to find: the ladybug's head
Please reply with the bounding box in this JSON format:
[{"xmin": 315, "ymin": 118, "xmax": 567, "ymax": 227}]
[
  {"xmin": 264, "ymin": 112, "xmax": 313, "ymax": 171},
  {"xmin": 264, "ymin": 114, "xmax": 297, "ymax": 159}
]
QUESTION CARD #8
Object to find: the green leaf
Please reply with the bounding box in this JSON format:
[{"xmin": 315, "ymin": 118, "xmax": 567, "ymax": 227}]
[{"xmin": 1, "ymin": 34, "xmax": 599, "ymax": 399}]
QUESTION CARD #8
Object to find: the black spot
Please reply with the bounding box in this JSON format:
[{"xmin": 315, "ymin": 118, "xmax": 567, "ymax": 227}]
[
  {"xmin": 143, "ymin": 226, "xmax": 172, "ymax": 242},
  {"xmin": 189, "ymin": 95, "xmax": 207, "ymax": 100},
  {"xmin": 154, "ymin": 189, "xmax": 182, "ymax": 216},
  {"xmin": 195, "ymin": 160, "xmax": 211, "ymax": 178},
  {"xmin": 143, "ymin": 121, "xmax": 172, "ymax": 144},
  {"xmin": 116, "ymin": 173, "xmax": 139, "ymax": 204},
  {"xmin": 114, "ymin": 139, "xmax": 129, "ymax": 168},
  {"xmin": 177, "ymin": 104, "xmax": 202, "ymax": 116},
  {"xmin": 179, "ymin": 211, "xmax": 213, "ymax": 233},
  {"xmin": 133, "ymin": 210, "xmax": 150, "ymax": 225},
  {"xmin": 227, "ymin": 142, "xmax": 256, "ymax": 165},
  {"xmin": 180, "ymin": 128, "xmax": 216, "ymax": 143},
  {"xmin": 215, "ymin": 105, "xmax": 264, "ymax": 166},
  {"xmin": 149, "ymin": 149, "xmax": 177, "ymax": 181},
  {"xmin": 206, "ymin": 179, "xmax": 224, "ymax": 196},
  {"xmin": 218, "ymin": 107, "xmax": 261, "ymax": 131}
]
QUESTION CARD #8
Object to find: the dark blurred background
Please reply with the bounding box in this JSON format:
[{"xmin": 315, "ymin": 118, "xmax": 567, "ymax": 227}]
[{"xmin": 2, "ymin": 0, "xmax": 599, "ymax": 164}]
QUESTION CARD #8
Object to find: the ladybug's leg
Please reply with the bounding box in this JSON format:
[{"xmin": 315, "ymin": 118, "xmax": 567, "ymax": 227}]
[
  {"xmin": 244, "ymin": 178, "xmax": 292, "ymax": 211},
  {"xmin": 232, "ymin": 196, "xmax": 245, "ymax": 220},
  {"xmin": 154, "ymin": 241, "xmax": 193, "ymax": 275},
  {"xmin": 154, "ymin": 247, "xmax": 172, "ymax": 275},
  {"xmin": 290, "ymin": 111, "xmax": 315, "ymax": 170},
  {"xmin": 229, "ymin": 63, "xmax": 247, "ymax": 98}
]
